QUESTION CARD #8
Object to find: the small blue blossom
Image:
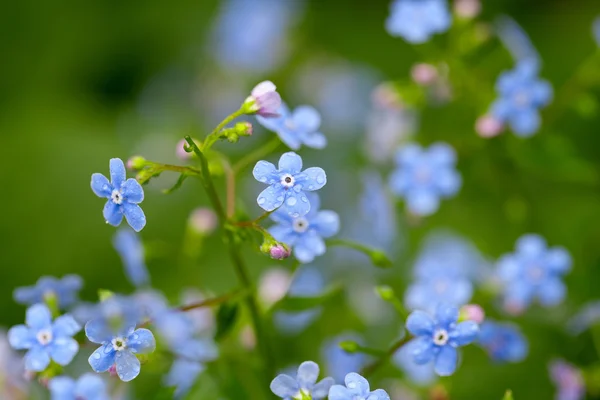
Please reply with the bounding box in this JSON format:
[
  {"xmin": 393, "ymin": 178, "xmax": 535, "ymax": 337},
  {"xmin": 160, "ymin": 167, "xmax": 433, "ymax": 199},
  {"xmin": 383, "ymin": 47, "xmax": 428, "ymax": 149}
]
[
  {"xmin": 389, "ymin": 143, "xmax": 461, "ymax": 216},
  {"xmin": 48, "ymin": 373, "xmax": 109, "ymax": 400},
  {"xmin": 490, "ymin": 60, "xmax": 553, "ymax": 137},
  {"xmin": 328, "ymin": 372, "xmax": 390, "ymax": 400},
  {"xmin": 392, "ymin": 338, "xmax": 436, "ymax": 385},
  {"xmin": 113, "ymin": 229, "xmax": 150, "ymax": 288},
  {"xmin": 322, "ymin": 335, "xmax": 368, "ymax": 383},
  {"xmin": 86, "ymin": 320, "xmax": 155, "ymax": 382},
  {"xmin": 270, "ymin": 361, "xmax": 334, "ymax": 400},
  {"xmin": 14, "ymin": 275, "xmax": 83, "ymax": 310},
  {"xmin": 405, "ymin": 303, "xmax": 479, "ymax": 376},
  {"xmin": 386, "ymin": 0, "xmax": 451, "ymax": 44},
  {"xmin": 496, "ymin": 234, "xmax": 571, "ymax": 314},
  {"xmin": 477, "ymin": 320, "xmax": 528, "ymax": 363},
  {"xmin": 253, "ymin": 152, "xmax": 327, "ymax": 217},
  {"xmin": 594, "ymin": 16, "xmax": 600, "ymax": 47},
  {"xmin": 269, "ymin": 193, "xmax": 339, "ymax": 263},
  {"xmin": 257, "ymin": 102, "xmax": 327, "ymax": 150},
  {"xmin": 8, "ymin": 304, "xmax": 81, "ymax": 372},
  {"xmin": 91, "ymin": 158, "xmax": 146, "ymax": 232},
  {"xmin": 405, "ymin": 275, "xmax": 473, "ymax": 314},
  {"xmin": 73, "ymin": 294, "xmax": 143, "ymax": 331}
]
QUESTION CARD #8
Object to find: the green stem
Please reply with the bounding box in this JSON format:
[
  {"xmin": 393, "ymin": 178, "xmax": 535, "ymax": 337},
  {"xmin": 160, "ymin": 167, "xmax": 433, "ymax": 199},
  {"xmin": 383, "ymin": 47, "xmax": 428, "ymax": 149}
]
[
  {"xmin": 202, "ymin": 109, "xmax": 245, "ymax": 151},
  {"xmin": 184, "ymin": 136, "xmax": 275, "ymax": 381},
  {"xmin": 233, "ymin": 136, "xmax": 282, "ymax": 174},
  {"xmin": 360, "ymin": 334, "xmax": 412, "ymax": 377},
  {"xmin": 147, "ymin": 162, "xmax": 200, "ymax": 176},
  {"xmin": 327, "ymin": 238, "xmax": 393, "ymax": 268},
  {"xmin": 179, "ymin": 289, "xmax": 247, "ymax": 312}
]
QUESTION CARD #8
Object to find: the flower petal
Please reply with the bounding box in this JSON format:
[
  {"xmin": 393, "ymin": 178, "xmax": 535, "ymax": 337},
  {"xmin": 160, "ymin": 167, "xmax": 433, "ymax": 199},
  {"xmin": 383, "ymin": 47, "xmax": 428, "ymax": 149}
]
[
  {"xmin": 49, "ymin": 376, "xmax": 76, "ymax": 399},
  {"xmin": 450, "ymin": 321, "xmax": 479, "ymax": 347},
  {"xmin": 538, "ymin": 278, "xmax": 566, "ymax": 306},
  {"xmin": 269, "ymin": 374, "xmax": 299, "ymax": 397},
  {"xmin": 103, "ymin": 201, "xmax": 123, "ymax": 227},
  {"xmin": 434, "ymin": 169, "xmax": 461, "ymax": 197},
  {"xmin": 256, "ymin": 102, "xmax": 290, "ymax": 132},
  {"xmin": 312, "ymin": 211, "xmax": 340, "ymax": 238},
  {"xmin": 311, "ymin": 377, "xmax": 334, "ymax": 398},
  {"xmin": 75, "ymin": 373, "xmax": 108, "ymax": 399},
  {"xmin": 428, "ymin": 143, "xmax": 456, "ymax": 166},
  {"xmin": 278, "ymin": 152, "xmax": 303, "ymax": 174},
  {"xmin": 115, "ymin": 349, "xmax": 141, "ymax": 382},
  {"xmin": 296, "ymin": 360, "xmax": 319, "ymax": 388},
  {"xmin": 253, "ymin": 161, "xmax": 279, "ymax": 184},
  {"xmin": 282, "ymin": 190, "xmax": 311, "ymax": 218},
  {"xmin": 510, "ymin": 109, "xmax": 540, "ymax": 137},
  {"xmin": 295, "ymin": 232, "xmax": 326, "ymax": 263},
  {"xmin": 127, "ymin": 328, "xmax": 156, "ymax": 354},
  {"xmin": 85, "ymin": 319, "xmax": 113, "ymax": 344},
  {"xmin": 109, "ymin": 158, "xmax": 126, "ymax": 187},
  {"xmin": 123, "ymin": 203, "xmax": 146, "ymax": 232},
  {"xmin": 368, "ymin": 389, "xmax": 391, "ymax": 400},
  {"xmin": 49, "ymin": 337, "xmax": 79, "ymax": 366},
  {"xmin": 516, "ymin": 234, "xmax": 546, "ymax": 258},
  {"xmin": 91, "ymin": 173, "xmax": 112, "ymax": 198},
  {"xmin": 293, "ymin": 242, "xmax": 317, "ymax": 264},
  {"xmin": 257, "ymin": 185, "xmax": 286, "ymax": 212},
  {"xmin": 405, "ymin": 189, "xmax": 440, "ymax": 216},
  {"xmin": 406, "ymin": 310, "xmax": 435, "ymax": 336},
  {"xmin": 344, "ymin": 372, "xmax": 370, "ymax": 395},
  {"xmin": 8, "ymin": 325, "xmax": 34, "ymax": 350},
  {"xmin": 52, "ymin": 315, "xmax": 81, "ymax": 338},
  {"xmin": 88, "ymin": 344, "xmax": 116, "ymax": 373},
  {"xmin": 292, "ymin": 105, "xmax": 321, "ymax": 132},
  {"xmin": 295, "ymin": 167, "xmax": 327, "ymax": 191},
  {"xmin": 26, "ymin": 304, "xmax": 52, "ymax": 330},
  {"xmin": 122, "ymin": 179, "xmax": 144, "ymax": 204},
  {"xmin": 301, "ymin": 131, "xmax": 327, "ymax": 149},
  {"xmin": 25, "ymin": 346, "xmax": 51, "ymax": 371},
  {"xmin": 435, "ymin": 304, "xmax": 459, "ymax": 328},
  {"xmin": 269, "ymin": 225, "xmax": 298, "ymax": 247},
  {"xmin": 434, "ymin": 345, "xmax": 458, "ymax": 376},
  {"xmin": 328, "ymin": 385, "xmax": 352, "ymax": 400},
  {"xmin": 545, "ymin": 247, "xmax": 571, "ymax": 274}
]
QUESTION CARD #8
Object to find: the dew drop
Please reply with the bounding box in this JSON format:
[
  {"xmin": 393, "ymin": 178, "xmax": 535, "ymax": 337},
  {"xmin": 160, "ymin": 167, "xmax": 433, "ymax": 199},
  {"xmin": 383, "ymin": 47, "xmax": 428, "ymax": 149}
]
[
  {"xmin": 94, "ymin": 352, "xmax": 101, "ymax": 359},
  {"xmin": 291, "ymin": 212, "xmax": 300, "ymax": 218},
  {"xmin": 316, "ymin": 175, "xmax": 325, "ymax": 184},
  {"xmin": 260, "ymin": 177, "xmax": 267, "ymax": 183},
  {"xmin": 258, "ymin": 197, "xmax": 266, "ymax": 205},
  {"xmin": 133, "ymin": 334, "xmax": 139, "ymax": 340},
  {"xmin": 308, "ymin": 185, "xmax": 314, "ymax": 190},
  {"xmin": 300, "ymin": 196, "xmax": 308, "ymax": 203},
  {"xmin": 276, "ymin": 196, "xmax": 284, "ymax": 202},
  {"xmin": 287, "ymin": 197, "xmax": 297, "ymax": 206},
  {"xmin": 347, "ymin": 382, "xmax": 356, "ymax": 389}
]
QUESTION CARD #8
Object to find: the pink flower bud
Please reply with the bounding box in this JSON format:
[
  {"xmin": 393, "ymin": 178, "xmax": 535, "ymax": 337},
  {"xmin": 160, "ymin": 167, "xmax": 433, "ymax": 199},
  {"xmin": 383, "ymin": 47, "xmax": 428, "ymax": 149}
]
[
  {"xmin": 188, "ymin": 208, "xmax": 218, "ymax": 235},
  {"xmin": 454, "ymin": 0, "xmax": 481, "ymax": 19},
  {"xmin": 475, "ymin": 115, "xmax": 504, "ymax": 138},
  {"xmin": 411, "ymin": 63, "xmax": 438, "ymax": 86},
  {"xmin": 269, "ymin": 244, "xmax": 291, "ymax": 260},
  {"xmin": 460, "ymin": 304, "xmax": 485, "ymax": 324},
  {"xmin": 245, "ymin": 81, "xmax": 281, "ymax": 117}
]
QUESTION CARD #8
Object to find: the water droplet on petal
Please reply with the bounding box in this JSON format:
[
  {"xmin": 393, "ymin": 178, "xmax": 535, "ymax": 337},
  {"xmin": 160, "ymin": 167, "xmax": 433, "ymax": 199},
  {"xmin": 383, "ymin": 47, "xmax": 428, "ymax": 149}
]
[
  {"xmin": 133, "ymin": 334, "xmax": 139, "ymax": 340},
  {"xmin": 300, "ymin": 196, "xmax": 308, "ymax": 203},
  {"xmin": 258, "ymin": 197, "xmax": 266, "ymax": 205},
  {"xmin": 94, "ymin": 353, "xmax": 101, "ymax": 359},
  {"xmin": 348, "ymin": 382, "xmax": 356, "ymax": 389},
  {"xmin": 287, "ymin": 197, "xmax": 297, "ymax": 206},
  {"xmin": 276, "ymin": 196, "xmax": 284, "ymax": 202},
  {"xmin": 308, "ymin": 185, "xmax": 314, "ymax": 190},
  {"xmin": 260, "ymin": 177, "xmax": 267, "ymax": 183},
  {"xmin": 316, "ymin": 175, "xmax": 325, "ymax": 184},
  {"xmin": 291, "ymin": 212, "xmax": 300, "ymax": 218}
]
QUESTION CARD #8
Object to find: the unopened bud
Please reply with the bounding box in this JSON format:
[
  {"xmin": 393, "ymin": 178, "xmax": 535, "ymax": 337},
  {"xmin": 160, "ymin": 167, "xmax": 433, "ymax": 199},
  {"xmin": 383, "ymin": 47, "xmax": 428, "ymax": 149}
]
[
  {"xmin": 242, "ymin": 81, "xmax": 281, "ymax": 117},
  {"xmin": 269, "ymin": 244, "xmax": 291, "ymax": 260},
  {"xmin": 459, "ymin": 304, "xmax": 485, "ymax": 324},
  {"xmin": 338, "ymin": 340, "xmax": 359, "ymax": 353},
  {"xmin": 127, "ymin": 156, "xmax": 146, "ymax": 170},
  {"xmin": 235, "ymin": 121, "xmax": 253, "ymax": 137},
  {"xmin": 476, "ymin": 115, "xmax": 504, "ymax": 138},
  {"xmin": 411, "ymin": 63, "xmax": 438, "ymax": 86},
  {"xmin": 188, "ymin": 208, "xmax": 218, "ymax": 235},
  {"xmin": 454, "ymin": 0, "xmax": 481, "ymax": 19},
  {"xmin": 375, "ymin": 285, "xmax": 396, "ymax": 301}
]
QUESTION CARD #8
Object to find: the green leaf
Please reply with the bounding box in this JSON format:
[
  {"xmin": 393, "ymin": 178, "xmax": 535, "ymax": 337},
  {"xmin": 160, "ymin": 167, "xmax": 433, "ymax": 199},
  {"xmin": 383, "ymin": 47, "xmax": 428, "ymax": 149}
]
[
  {"xmin": 215, "ymin": 302, "xmax": 240, "ymax": 340},
  {"xmin": 272, "ymin": 286, "xmax": 340, "ymax": 312}
]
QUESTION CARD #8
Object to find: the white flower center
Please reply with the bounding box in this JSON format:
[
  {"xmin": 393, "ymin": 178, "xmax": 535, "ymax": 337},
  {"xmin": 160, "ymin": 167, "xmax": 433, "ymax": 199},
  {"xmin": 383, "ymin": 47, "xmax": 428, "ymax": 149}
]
[
  {"xmin": 433, "ymin": 329, "xmax": 449, "ymax": 346},
  {"xmin": 514, "ymin": 91, "xmax": 530, "ymax": 107},
  {"xmin": 528, "ymin": 265, "xmax": 544, "ymax": 281},
  {"xmin": 111, "ymin": 337, "xmax": 127, "ymax": 351},
  {"xmin": 36, "ymin": 329, "xmax": 53, "ymax": 345},
  {"xmin": 415, "ymin": 167, "xmax": 431, "ymax": 183},
  {"xmin": 292, "ymin": 217, "xmax": 309, "ymax": 233},
  {"xmin": 111, "ymin": 189, "xmax": 124, "ymax": 205},
  {"xmin": 280, "ymin": 174, "xmax": 295, "ymax": 188}
]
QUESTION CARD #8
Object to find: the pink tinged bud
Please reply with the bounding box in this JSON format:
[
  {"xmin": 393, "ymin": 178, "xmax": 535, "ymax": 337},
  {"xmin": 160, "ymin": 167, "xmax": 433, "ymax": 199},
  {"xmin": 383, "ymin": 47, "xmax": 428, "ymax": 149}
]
[
  {"xmin": 454, "ymin": 0, "xmax": 481, "ymax": 19},
  {"xmin": 411, "ymin": 63, "xmax": 438, "ymax": 86},
  {"xmin": 475, "ymin": 115, "xmax": 504, "ymax": 138},
  {"xmin": 108, "ymin": 364, "xmax": 118, "ymax": 377},
  {"xmin": 269, "ymin": 244, "xmax": 290, "ymax": 260},
  {"xmin": 248, "ymin": 81, "xmax": 281, "ymax": 117},
  {"xmin": 235, "ymin": 121, "xmax": 253, "ymax": 136},
  {"xmin": 188, "ymin": 208, "xmax": 218, "ymax": 235},
  {"xmin": 460, "ymin": 304, "xmax": 485, "ymax": 324}
]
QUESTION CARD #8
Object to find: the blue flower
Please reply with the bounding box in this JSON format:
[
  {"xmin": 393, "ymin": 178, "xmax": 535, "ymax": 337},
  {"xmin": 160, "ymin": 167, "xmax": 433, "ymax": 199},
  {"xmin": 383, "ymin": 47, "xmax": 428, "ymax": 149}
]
[
  {"xmin": 477, "ymin": 320, "xmax": 528, "ymax": 363},
  {"xmin": 14, "ymin": 275, "xmax": 83, "ymax": 309},
  {"xmin": 8, "ymin": 304, "xmax": 80, "ymax": 371},
  {"xmin": 86, "ymin": 320, "xmax": 155, "ymax": 382},
  {"xmin": 389, "ymin": 143, "xmax": 461, "ymax": 216},
  {"xmin": 490, "ymin": 60, "xmax": 553, "ymax": 137},
  {"xmin": 322, "ymin": 335, "xmax": 368, "ymax": 384},
  {"xmin": 269, "ymin": 193, "xmax": 339, "ymax": 263},
  {"xmin": 91, "ymin": 158, "xmax": 146, "ymax": 232},
  {"xmin": 271, "ymin": 361, "xmax": 334, "ymax": 400},
  {"xmin": 405, "ymin": 303, "xmax": 479, "ymax": 376},
  {"xmin": 165, "ymin": 358, "xmax": 205, "ymax": 399},
  {"xmin": 48, "ymin": 373, "xmax": 109, "ymax": 400},
  {"xmin": 496, "ymin": 234, "xmax": 571, "ymax": 314},
  {"xmin": 392, "ymin": 338, "xmax": 436, "ymax": 385},
  {"xmin": 253, "ymin": 152, "xmax": 327, "ymax": 217},
  {"xmin": 113, "ymin": 229, "xmax": 150, "ymax": 288},
  {"xmin": 405, "ymin": 275, "xmax": 473, "ymax": 314},
  {"xmin": 594, "ymin": 16, "xmax": 600, "ymax": 47},
  {"xmin": 386, "ymin": 0, "xmax": 451, "ymax": 44},
  {"xmin": 328, "ymin": 372, "xmax": 390, "ymax": 400},
  {"xmin": 257, "ymin": 103, "xmax": 327, "ymax": 150},
  {"xmin": 495, "ymin": 16, "xmax": 540, "ymax": 63}
]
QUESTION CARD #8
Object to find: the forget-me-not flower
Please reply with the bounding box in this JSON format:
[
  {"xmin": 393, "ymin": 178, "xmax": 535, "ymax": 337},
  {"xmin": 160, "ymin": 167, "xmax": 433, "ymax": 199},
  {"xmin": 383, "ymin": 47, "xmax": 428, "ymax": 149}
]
[
  {"xmin": 257, "ymin": 103, "xmax": 326, "ymax": 150},
  {"xmin": 244, "ymin": 81, "xmax": 282, "ymax": 117},
  {"xmin": 328, "ymin": 372, "xmax": 390, "ymax": 400},
  {"xmin": 49, "ymin": 373, "xmax": 109, "ymax": 400},
  {"xmin": 113, "ymin": 229, "xmax": 150, "ymax": 288},
  {"xmin": 253, "ymin": 152, "xmax": 327, "ymax": 217},
  {"xmin": 490, "ymin": 60, "xmax": 553, "ymax": 137},
  {"xmin": 386, "ymin": 0, "xmax": 451, "ymax": 44},
  {"xmin": 389, "ymin": 143, "xmax": 461, "ymax": 216},
  {"xmin": 270, "ymin": 361, "xmax": 334, "ymax": 400},
  {"xmin": 14, "ymin": 275, "xmax": 83, "ymax": 310},
  {"xmin": 405, "ymin": 275, "xmax": 473, "ymax": 314},
  {"xmin": 269, "ymin": 193, "xmax": 339, "ymax": 263},
  {"xmin": 497, "ymin": 234, "xmax": 571, "ymax": 314},
  {"xmin": 477, "ymin": 320, "xmax": 528, "ymax": 363},
  {"xmin": 8, "ymin": 304, "xmax": 80, "ymax": 371},
  {"xmin": 392, "ymin": 338, "xmax": 436, "ymax": 385},
  {"xmin": 91, "ymin": 158, "xmax": 146, "ymax": 232},
  {"xmin": 405, "ymin": 303, "xmax": 479, "ymax": 376},
  {"xmin": 86, "ymin": 319, "xmax": 155, "ymax": 382}
]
